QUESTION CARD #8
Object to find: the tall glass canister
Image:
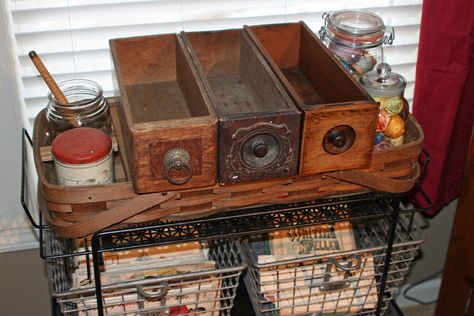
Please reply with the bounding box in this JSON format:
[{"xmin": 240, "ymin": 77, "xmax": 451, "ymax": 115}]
[
  {"xmin": 360, "ymin": 63, "xmax": 409, "ymax": 149},
  {"xmin": 319, "ymin": 9, "xmax": 394, "ymax": 78}
]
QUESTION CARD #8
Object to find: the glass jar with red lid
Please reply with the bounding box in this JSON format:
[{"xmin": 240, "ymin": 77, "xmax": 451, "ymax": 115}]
[{"xmin": 319, "ymin": 9, "xmax": 394, "ymax": 78}]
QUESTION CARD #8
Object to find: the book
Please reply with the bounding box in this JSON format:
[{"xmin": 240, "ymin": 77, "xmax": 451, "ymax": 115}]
[{"xmin": 258, "ymin": 221, "xmax": 356, "ymax": 264}]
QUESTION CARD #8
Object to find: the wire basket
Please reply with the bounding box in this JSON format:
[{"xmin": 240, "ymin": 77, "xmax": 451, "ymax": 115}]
[
  {"xmin": 44, "ymin": 228, "xmax": 246, "ymax": 316},
  {"xmin": 242, "ymin": 214, "xmax": 424, "ymax": 316}
]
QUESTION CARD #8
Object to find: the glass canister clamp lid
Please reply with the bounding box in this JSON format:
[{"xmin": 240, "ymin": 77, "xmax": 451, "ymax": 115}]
[
  {"xmin": 360, "ymin": 63, "xmax": 407, "ymax": 97},
  {"xmin": 320, "ymin": 10, "xmax": 394, "ymax": 47}
]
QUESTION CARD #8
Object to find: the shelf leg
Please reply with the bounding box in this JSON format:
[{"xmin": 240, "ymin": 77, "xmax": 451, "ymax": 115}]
[
  {"xmin": 92, "ymin": 233, "xmax": 104, "ymax": 316},
  {"xmin": 376, "ymin": 200, "xmax": 400, "ymax": 315}
]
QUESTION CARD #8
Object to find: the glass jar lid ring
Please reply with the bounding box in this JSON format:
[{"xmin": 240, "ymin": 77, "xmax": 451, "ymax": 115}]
[
  {"xmin": 329, "ymin": 9, "xmax": 385, "ymax": 35},
  {"xmin": 327, "ymin": 24, "xmax": 385, "ymax": 45}
]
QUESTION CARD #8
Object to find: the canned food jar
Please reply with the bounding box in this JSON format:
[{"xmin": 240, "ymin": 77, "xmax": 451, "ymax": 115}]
[
  {"xmin": 360, "ymin": 63, "xmax": 408, "ymax": 148},
  {"xmin": 46, "ymin": 79, "xmax": 111, "ymax": 139},
  {"xmin": 51, "ymin": 127, "xmax": 114, "ymax": 186},
  {"xmin": 319, "ymin": 9, "xmax": 394, "ymax": 78}
]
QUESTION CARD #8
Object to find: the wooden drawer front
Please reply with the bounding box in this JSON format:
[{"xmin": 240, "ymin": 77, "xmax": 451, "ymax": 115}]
[
  {"xmin": 219, "ymin": 113, "xmax": 300, "ymax": 184},
  {"xmin": 181, "ymin": 29, "xmax": 302, "ymax": 184},
  {"xmin": 300, "ymin": 103, "xmax": 377, "ymax": 175},
  {"xmin": 246, "ymin": 22, "xmax": 378, "ymax": 175},
  {"xmin": 110, "ymin": 33, "xmax": 217, "ymax": 193},
  {"xmin": 131, "ymin": 124, "xmax": 216, "ymax": 193}
]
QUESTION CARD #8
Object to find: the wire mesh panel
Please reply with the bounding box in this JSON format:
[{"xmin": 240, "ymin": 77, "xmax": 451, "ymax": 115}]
[
  {"xmin": 243, "ymin": 214, "xmax": 424, "ymax": 316},
  {"xmin": 45, "ymin": 233, "xmax": 246, "ymax": 316}
]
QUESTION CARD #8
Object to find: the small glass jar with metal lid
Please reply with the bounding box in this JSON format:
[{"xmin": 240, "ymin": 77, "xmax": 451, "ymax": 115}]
[
  {"xmin": 319, "ymin": 9, "xmax": 394, "ymax": 78},
  {"xmin": 46, "ymin": 79, "xmax": 111, "ymax": 139},
  {"xmin": 51, "ymin": 127, "xmax": 114, "ymax": 186},
  {"xmin": 361, "ymin": 63, "xmax": 409, "ymax": 148}
]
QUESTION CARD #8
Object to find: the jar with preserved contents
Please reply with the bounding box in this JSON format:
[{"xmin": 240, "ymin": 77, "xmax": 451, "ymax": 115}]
[
  {"xmin": 319, "ymin": 9, "xmax": 394, "ymax": 78},
  {"xmin": 360, "ymin": 63, "xmax": 409, "ymax": 149},
  {"xmin": 46, "ymin": 79, "xmax": 111, "ymax": 139}
]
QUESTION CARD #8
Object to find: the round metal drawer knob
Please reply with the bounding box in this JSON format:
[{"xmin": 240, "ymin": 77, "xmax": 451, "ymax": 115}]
[
  {"xmin": 323, "ymin": 125, "xmax": 356, "ymax": 155},
  {"xmin": 253, "ymin": 141, "xmax": 268, "ymax": 158}
]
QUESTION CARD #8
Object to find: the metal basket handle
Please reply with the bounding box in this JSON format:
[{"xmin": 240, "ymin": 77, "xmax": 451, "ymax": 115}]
[
  {"xmin": 137, "ymin": 281, "xmax": 169, "ymax": 302},
  {"xmin": 317, "ymin": 255, "xmax": 362, "ymax": 292},
  {"xmin": 334, "ymin": 254, "xmax": 362, "ymax": 271}
]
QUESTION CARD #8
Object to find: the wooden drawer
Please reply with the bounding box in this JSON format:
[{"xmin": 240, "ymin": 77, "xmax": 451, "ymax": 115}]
[
  {"xmin": 181, "ymin": 29, "xmax": 301, "ymax": 184},
  {"xmin": 246, "ymin": 22, "xmax": 378, "ymax": 175},
  {"xmin": 110, "ymin": 34, "xmax": 217, "ymax": 193}
]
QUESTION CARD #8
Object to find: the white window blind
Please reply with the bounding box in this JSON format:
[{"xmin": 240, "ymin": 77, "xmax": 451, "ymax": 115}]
[{"xmin": 9, "ymin": 0, "xmax": 423, "ymax": 128}]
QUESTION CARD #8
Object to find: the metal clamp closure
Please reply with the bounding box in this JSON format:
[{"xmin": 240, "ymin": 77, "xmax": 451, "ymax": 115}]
[{"xmin": 383, "ymin": 26, "xmax": 395, "ymax": 45}]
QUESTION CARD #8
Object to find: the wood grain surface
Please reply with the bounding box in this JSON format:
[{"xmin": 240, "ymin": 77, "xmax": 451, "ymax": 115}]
[
  {"xmin": 109, "ymin": 33, "xmax": 217, "ymax": 193},
  {"xmin": 181, "ymin": 29, "xmax": 301, "ymax": 184},
  {"xmin": 246, "ymin": 22, "xmax": 379, "ymax": 175}
]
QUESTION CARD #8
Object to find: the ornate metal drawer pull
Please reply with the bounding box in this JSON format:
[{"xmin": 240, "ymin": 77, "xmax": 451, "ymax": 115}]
[{"xmin": 164, "ymin": 148, "xmax": 193, "ymax": 185}]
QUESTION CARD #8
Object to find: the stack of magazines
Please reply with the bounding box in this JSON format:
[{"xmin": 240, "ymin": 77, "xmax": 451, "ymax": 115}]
[
  {"xmin": 249, "ymin": 222, "xmax": 378, "ymax": 314},
  {"xmin": 70, "ymin": 241, "xmax": 220, "ymax": 315}
]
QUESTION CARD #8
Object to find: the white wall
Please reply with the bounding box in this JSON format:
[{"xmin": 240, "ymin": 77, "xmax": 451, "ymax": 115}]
[{"xmin": 0, "ymin": 1, "xmax": 38, "ymax": 252}]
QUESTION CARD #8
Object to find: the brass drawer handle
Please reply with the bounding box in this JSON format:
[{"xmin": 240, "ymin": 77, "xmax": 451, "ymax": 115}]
[{"xmin": 164, "ymin": 148, "xmax": 193, "ymax": 185}]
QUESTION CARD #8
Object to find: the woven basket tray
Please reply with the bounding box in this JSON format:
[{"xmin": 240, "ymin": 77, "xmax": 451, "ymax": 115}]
[{"xmin": 34, "ymin": 99, "xmax": 423, "ymax": 238}]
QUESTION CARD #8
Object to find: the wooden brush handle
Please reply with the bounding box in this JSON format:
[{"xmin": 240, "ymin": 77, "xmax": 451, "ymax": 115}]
[{"xmin": 29, "ymin": 51, "xmax": 69, "ymax": 105}]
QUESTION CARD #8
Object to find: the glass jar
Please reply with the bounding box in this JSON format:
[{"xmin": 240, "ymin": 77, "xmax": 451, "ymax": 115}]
[
  {"xmin": 360, "ymin": 63, "xmax": 409, "ymax": 148},
  {"xmin": 46, "ymin": 79, "xmax": 111, "ymax": 138},
  {"xmin": 319, "ymin": 9, "xmax": 394, "ymax": 78}
]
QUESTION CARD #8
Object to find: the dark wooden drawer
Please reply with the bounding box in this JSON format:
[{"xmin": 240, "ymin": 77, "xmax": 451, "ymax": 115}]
[
  {"xmin": 246, "ymin": 22, "xmax": 378, "ymax": 175},
  {"xmin": 181, "ymin": 29, "xmax": 302, "ymax": 184},
  {"xmin": 110, "ymin": 33, "xmax": 217, "ymax": 193}
]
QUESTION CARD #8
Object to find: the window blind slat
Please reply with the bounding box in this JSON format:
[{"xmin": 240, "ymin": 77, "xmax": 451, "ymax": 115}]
[
  {"xmin": 22, "ymin": 69, "xmax": 114, "ymax": 98},
  {"xmin": 182, "ymin": 0, "xmax": 286, "ymax": 23},
  {"xmin": 13, "ymin": 2, "xmax": 181, "ymax": 34},
  {"xmin": 11, "ymin": 0, "xmax": 165, "ymax": 11},
  {"xmin": 14, "ymin": 21, "xmax": 183, "ymax": 54},
  {"xmin": 384, "ymin": 44, "xmax": 419, "ymax": 66}
]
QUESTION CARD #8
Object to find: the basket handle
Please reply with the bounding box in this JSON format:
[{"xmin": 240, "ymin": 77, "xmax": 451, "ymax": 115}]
[
  {"xmin": 326, "ymin": 162, "xmax": 420, "ymax": 193},
  {"xmin": 137, "ymin": 281, "xmax": 169, "ymax": 301},
  {"xmin": 317, "ymin": 255, "xmax": 362, "ymax": 292},
  {"xmin": 40, "ymin": 191, "xmax": 176, "ymax": 238}
]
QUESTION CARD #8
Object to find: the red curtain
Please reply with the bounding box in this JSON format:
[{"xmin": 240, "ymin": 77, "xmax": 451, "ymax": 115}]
[{"xmin": 411, "ymin": 0, "xmax": 474, "ymax": 216}]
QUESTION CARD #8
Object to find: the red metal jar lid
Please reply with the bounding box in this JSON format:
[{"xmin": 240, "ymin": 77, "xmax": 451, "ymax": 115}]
[{"xmin": 51, "ymin": 127, "xmax": 112, "ymax": 164}]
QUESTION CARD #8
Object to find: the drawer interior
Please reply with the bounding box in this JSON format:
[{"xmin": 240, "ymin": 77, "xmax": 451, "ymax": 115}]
[
  {"xmin": 182, "ymin": 29, "xmax": 295, "ymax": 117},
  {"xmin": 247, "ymin": 23, "xmax": 369, "ymax": 109},
  {"xmin": 111, "ymin": 34, "xmax": 211, "ymax": 124}
]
